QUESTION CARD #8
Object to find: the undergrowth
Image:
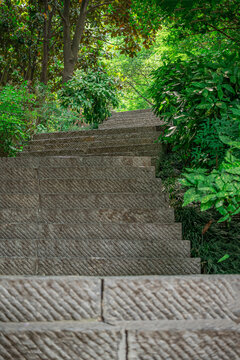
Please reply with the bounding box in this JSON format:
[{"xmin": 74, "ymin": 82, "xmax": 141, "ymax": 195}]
[{"xmin": 156, "ymin": 151, "xmax": 240, "ymax": 274}]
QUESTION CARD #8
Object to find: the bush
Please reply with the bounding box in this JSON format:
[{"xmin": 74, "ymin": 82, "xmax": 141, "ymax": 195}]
[
  {"xmin": 150, "ymin": 50, "xmax": 240, "ymax": 168},
  {"xmin": 60, "ymin": 68, "xmax": 119, "ymax": 124},
  {"xmin": 0, "ymin": 83, "xmax": 37, "ymax": 156}
]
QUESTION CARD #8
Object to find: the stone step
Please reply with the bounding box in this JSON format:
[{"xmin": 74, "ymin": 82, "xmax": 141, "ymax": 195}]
[
  {"xmin": 20, "ymin": 148, "xmax": 162, "ymax": 158},
  {"xmin": 0, "ymin": 166, "xmax": 155, "ymax": 180},
  {"xmin": 29, "ymin": 131, "xmax": 162, "ymax": 146},
  {"xmin": 22, "ymin": 143, "xmax": 162, "ymax": 156},
  {"xmin": 1, "ymin": 155, "xmax": 152, "ymax": 168},
  {"xmin": 27, "ymin": 137, "xmax": 160, "ymax": 152},
  {"xmin": 0, "ymin": 238, "xmax": 189, "ymax": 258},
  {"xmin": 33, "ymin": 125, "xmax": 163, "ymax": 140},
  {"xmin": 1, "ymin": 319, "xmax": 239, "ymax": 360},
  {"xmin": 0, "ymin": 275, "xmax": 239, "ymax": 322},
  {"xmin": 0, "ymin": 178, "xmax": 162, "ymax": 194},
  {"xmin": 0, "ymin": 207, "xmax": 174, "ymax": 224},
  {"xmin": 0, "ymin": 256, "xmax": 200, "ymax": 275},
  {"xmin": 0, "ymin": 222, "xmax": 181, "ymax": 241},
  {"xmin": 99, "ymin": 123, "xmax": 162, "ymax": 130},
  {"xmin": 100, "ymin": 116, "xmax": 161, "ymax": 123},
  {"xmin": 0, "ymin": 193, "xmax": 169, "ymax": 210}
]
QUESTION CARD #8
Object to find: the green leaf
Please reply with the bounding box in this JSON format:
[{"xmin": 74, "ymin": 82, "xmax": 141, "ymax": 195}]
[
  {"xmin": 183, "ymin": 188, "xmax": 199, "ymax": 206},
  {"xmin": 217, "ymin": 254, "xmax": 230, "ymax": 263},
  {"xmin": 201, "ymin": 201, "xmax": 213, "ymax": 211},
  {"xmin": 218, "ymin": 213, "xmax": 230, "ymax": 222}
]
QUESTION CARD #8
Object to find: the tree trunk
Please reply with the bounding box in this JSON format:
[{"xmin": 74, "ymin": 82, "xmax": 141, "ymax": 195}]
[
  {"xmin": 40, "ymin": 0, "xmax": 54, "ymax": 85},
  {"xmin": 62, "ymin": 0, "xmax": 89, "ymax": 84}
]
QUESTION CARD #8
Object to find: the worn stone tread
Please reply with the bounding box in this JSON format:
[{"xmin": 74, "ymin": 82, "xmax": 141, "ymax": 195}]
[{"xmin": 0, "ymin": 256, "xmax": 200, "ymax": 275}]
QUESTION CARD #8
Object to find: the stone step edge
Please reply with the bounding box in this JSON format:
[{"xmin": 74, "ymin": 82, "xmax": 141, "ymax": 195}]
[
  {"xmin": 0, "ymin": 319, "xmax": 238, "ymax": 331},
  {"xmin": 33, "ymin": 125, "xmax": 164, "ymax": 139},
  {"xmin": 22, "ymin": 143, "xmax": 162, "ymax": 154},
  {"xmin": 0, "ymin": 156, "xmax": 153, "ymax": 167},
  {"xmin": 29, "ymin": 133, "xmax": 162, "ymax": 145}
]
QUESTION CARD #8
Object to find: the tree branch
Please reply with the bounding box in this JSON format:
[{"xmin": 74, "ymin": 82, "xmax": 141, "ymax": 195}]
[
  {"xmin": 206, "ymin": 23, "xmax": 239, "ymax": 43},
  {"xmin": 126, "ymin": 81, "xmax": 154, "ymax": 106},
  {"xmin": 72, "ymin": 0, "xmax": 90, "ymax": 59}
]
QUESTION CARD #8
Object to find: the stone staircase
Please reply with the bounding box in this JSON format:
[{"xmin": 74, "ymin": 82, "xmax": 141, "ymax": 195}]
[
  {"xmin": 0, "ymin": 109, "xmax": 200, "ymax": 276},
  {"xmin": 1, "ymin": 109, "xmax": 238, "ymax": 359}
]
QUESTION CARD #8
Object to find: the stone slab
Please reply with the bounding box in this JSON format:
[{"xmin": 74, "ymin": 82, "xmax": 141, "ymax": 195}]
[
  {"xmin": 37, "ymin": 238, "xmax": 189, "ymax": 258},
  {"xmin": 127, "ymin": 321, "xmax": 240, "ymax": 360},
  {"xmin": 38, "ymin": 178, "xmax": 162, "ymax": 194},
  {"xmin": 0, "ymin": 223, "xmax": 180, "ymax": 241},
  {"xmin": 33, "ymin": 124, "xmax": 162, "ymax": 139},
  {"xmin": 0, "ymin": 276, "xmax": 101, "ymax": 322},
  {"xmin": 28, "ymin": 137, "xmax": 159, "ymax": 151},
  {"xmin": 40, "ymin": 193, "xmax": 169, "ymax": 210},
  {"xmin": 103, "ymin": 275, "xmax": 240, "ymax": 323},
  {"xmin": 29, "ymin": 130, "xmax": 161, "ymax": 146},
  {"xmin": 0, "ymin": 156, "xmax": 152, "ymax": 168},
  {"xmin": 37, "ymin": 166, "xmax": 155, "ymax": 180},
  {"xmin": 0, "ymin": 257, "xmax": 37, "ymax": 275},
  {"xmin": 37, "ymin": 257, "xmax": 200, "ymax": 276},
  {"xmin": 39, "ymin": 222, "xmax": 182, "ymax": 241},
  {"xmin": 0, "ymin": 322, "xmax": 124, "ymax": 360},
  {"xmin": 0, "ymin": 194, "xmax": 39, "ymax": 209},
  {"xmin": 39, "ymin": 207, "xmax": 174, "ymax": 224}
]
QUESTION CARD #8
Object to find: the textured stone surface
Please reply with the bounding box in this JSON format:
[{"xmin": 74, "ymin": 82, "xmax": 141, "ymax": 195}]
[
  {"xmin": 38, "ymin": 178, "xmax": 162, "ymax": 194},
  {"xmin": 0, "ymin": 276, "xmax": 101, "ymax": 322},
  {"xmin": 37, "ymin": 239, "xmax": 189, "ymax": 258},
  {"xmin": 40, "ymin": 193, "xmax": 169, "ymax": 210},
  {"xmin": 39, "ymin": 222, "xmax": 181, "ymax": 241},
  {"xmin": 37, "ymin": 258, "xmax": 200, "ymax": 276},
  {"xmin": 38, "ymin": 166, "xmax": 155, "ymax": 180},
  {"xmin": 39, "ymin": 207, "xmax": 174, "ymax": 224},
  {"xmin": 0, "ymin": 194, "xmax": 39, "ymax": 209},
  {"xmin": 127, "ymin": 321, "xmax": 240, "ymax": 360},
  {"xmin": 0, "ymin": 257, "xmax": 37, "ymax": 275},
  {"xmin": 0, "ymin": 155, "xmax": 152, "ymax": 168},
  {"xmin": 0, "ymin": 322, "xmax": 124, "ymax": 360},
  {"xmin": 104, "ymin": 276, "xmax": 240, "ymax": 323}
]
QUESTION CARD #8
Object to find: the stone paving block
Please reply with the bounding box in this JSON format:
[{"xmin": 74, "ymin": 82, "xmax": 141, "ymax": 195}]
[
  {"xmin": 40, "ymin": 193, "xmax": 169, "ymax": 210},
  {"xmin": 0, "ymin": 194, "xmax": 39, "ymax": 209},
  {"xmin": 39, "ymin": 178, "xmax": 162, "ymax": 194},
  {"xmin": 38, "ymin": 239, "xmax": 189, "ymax": 258},
  {"xmin": 40, "ymin": 222, "xmax": 181, "ymax": 241},
  {"xmin": 103, "ymin": 275, "xmax": 240, "ymax": 323},
  {"xmin": 38, "ymin": 166, "xmax": 155, "ymax": 180},
  {"xmin": 0, "ymin": 224, "xmax": 40, "ymax": 239},
  {"xmin": 0, "ymin": 208, "xmax": 38, "ymax": 223},
  {"xmin": 0, "ymin": 180, "xmax": 38, "ymax": 194},
  {"xmin": 39, "ymin": 207, "xmax": 174, "ymax": 224},
  {"xmin": 37, "ymin": 258, "xmax": 200, "ymax": 276},
  {"xmin": 127, "ymin": 321, "xmax": 240, "ymax": 360},
  {"xmin": 0, "ymin": 276, "xmax": 101, "ymax": 322},
  {"xmin": 0, "ymin": 322, "xmax": 124, "ymax": 360},
  {"xmin": 0, "ymin": 239, "xmax": 37, "ymax": 257},
  {"xmin": 0, "ymin": 257, "xmax": 37, "ymax": 275},
  {"xmin": 0, "ymin": 167, "xmax": 36, "ymax": 179}
]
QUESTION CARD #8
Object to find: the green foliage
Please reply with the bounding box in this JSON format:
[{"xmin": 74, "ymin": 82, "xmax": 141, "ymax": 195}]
[
  {"xmin": 0, "ymin": 83, "xmax": 36, "ymax": 156},
  {"xmin": 175, "ymin": 206, "xmax": 240, "ymax": 274},
  {"xmin": 157, "ymin": 152, "xmax": 240, "ymax": 274},
  {"xmin": 150, "ymin": 50, "xmax": 240, "ymax": 167},
  {"xmin": 180, "ymin": 150, "xmax": 240, "ymax": 222},
  {"xmin": 60, "ymin": 69, "xmax": 119, "ymax": 124}
]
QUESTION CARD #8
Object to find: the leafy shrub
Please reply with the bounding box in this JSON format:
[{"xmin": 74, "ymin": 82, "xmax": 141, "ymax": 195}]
[
  {"xmin": 150, "ymin": 51, "xmax": 240, "ymax": 168},
  {"xmin": 60, "ymin": 68, "xmax": 119, "ymax": 124},
  {"xmin": 0, "ymin": 83, "xmax": 36, "ymax": 156},
  {"xmin": 180, "ymin": 151, "xmax": 240, "ymax": 222}
]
